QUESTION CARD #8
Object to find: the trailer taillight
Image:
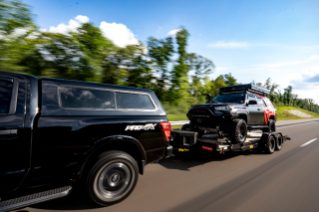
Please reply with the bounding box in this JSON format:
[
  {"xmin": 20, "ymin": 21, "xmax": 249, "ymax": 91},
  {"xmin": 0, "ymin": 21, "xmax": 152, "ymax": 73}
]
[{"xmin": 160, "ymin": 122, "xmax": 171, "ymax": 141}]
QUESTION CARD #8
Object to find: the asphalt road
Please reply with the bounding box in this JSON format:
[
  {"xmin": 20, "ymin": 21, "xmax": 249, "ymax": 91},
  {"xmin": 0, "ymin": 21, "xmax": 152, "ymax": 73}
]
[{"xmin": 22, "ymin": 122, "xmax": 319, "ymax": 212}]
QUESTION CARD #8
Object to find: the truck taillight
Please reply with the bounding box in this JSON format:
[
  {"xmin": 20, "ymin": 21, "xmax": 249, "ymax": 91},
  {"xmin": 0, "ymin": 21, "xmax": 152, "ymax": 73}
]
[{"xmin": 160, "ymin": 122, "xmax": 171, "ymax": 141}]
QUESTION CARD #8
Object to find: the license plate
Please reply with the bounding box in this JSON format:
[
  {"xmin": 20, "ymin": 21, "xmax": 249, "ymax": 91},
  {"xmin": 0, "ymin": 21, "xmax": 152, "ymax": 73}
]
[{"xmin": 202, "ymin": 145, "xmax": 213, "ymax": 152}]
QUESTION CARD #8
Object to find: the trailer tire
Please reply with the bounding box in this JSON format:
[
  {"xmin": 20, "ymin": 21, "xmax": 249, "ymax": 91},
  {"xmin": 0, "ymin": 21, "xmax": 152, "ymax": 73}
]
[
  {"xmin": 265, "ymin": 135, "xmax": 276, "ymax": 154},
  {"xmin": 229, "ymin": 119, "xmax": 247, "ymax": 144},
  {"xmin": 275, "ymin": 134, "xmax": 283, "ymax": 151}
]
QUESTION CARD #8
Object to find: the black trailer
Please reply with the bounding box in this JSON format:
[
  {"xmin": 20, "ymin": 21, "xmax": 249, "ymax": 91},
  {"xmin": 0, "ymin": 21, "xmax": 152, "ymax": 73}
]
[{"xmin": 171, "ymin": 130, "xmax": 290, "ymax": 155}]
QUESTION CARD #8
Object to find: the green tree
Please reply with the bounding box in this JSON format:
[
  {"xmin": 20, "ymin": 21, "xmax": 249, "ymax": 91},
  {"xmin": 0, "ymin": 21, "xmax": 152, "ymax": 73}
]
[
  {"xmin": 147, "ymin": 36, "xmax": 174, "ymax": 101},
  {"xmin": 169, "ymin": 28, "xmax": 190, "ymax": 102},
  {"xmin": 0, "ymin": 0, "xmax": 37, "ymax": 72}
]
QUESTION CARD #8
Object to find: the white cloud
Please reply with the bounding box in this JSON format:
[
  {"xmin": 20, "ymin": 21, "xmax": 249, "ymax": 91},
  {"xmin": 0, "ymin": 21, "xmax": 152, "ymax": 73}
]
[
  {"xmin": 167, "ymin": 29, "xmax": 181, "ymax": 36},
  {"xmin": 99, "ymin": 21, "xmax": 139, "ymax": 47},
  {"xmin": 42, "ymin": 15, "xmax": 139, "ymax": 48},
  {"xmin": 208, "ymin": 41, "xmax": 249, "ymax": 48},
  {"xmin": 49, "ymin": 19, "xmax": 81, "ymax": 34},
  {"xmin": 75, "ymin": 15, "xmax": 90, "ymax": 23},
  {"xmin": 46, "ymin": 15, "xmax": 89, "ymax": 34}
]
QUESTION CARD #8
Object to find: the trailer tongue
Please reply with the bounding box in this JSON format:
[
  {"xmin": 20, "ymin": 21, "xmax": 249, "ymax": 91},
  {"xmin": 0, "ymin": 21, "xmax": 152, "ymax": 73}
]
[{"xmin": 171, "ymin": 130, "xmax": 290, "ymax": 155}]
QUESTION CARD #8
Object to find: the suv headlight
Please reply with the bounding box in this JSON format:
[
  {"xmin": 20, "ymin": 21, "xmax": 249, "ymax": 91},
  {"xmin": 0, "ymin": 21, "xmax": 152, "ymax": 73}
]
[{"xmin": 214, "ymin": 106, "xmax": 231, "ymax": 111}]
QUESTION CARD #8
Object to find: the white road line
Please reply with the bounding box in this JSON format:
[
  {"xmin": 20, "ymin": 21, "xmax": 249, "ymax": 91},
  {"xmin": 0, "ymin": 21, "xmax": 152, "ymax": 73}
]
[{"xmin": 300, "ymin": 138, "xmax": 318, "ymax": 147}]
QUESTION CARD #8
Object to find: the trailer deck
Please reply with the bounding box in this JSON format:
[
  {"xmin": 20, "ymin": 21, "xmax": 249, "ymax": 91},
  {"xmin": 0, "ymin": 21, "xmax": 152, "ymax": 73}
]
[{"xmin": 172, "ymin": 130, "xmax": 290, "ymax": 155}]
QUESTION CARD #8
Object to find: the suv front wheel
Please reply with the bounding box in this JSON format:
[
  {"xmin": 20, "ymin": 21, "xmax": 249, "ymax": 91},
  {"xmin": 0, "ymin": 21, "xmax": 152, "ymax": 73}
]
[{"xmin": 229, "ymin": 119, "xmax": 247, "ymax": 144}]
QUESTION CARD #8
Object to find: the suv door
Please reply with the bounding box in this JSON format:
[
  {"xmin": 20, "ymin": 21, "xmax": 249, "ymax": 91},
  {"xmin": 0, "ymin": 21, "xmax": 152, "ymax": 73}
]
[
  {"xmin": 0, "ymin": 74, "xmax": 28, "ymax": 193},
  {"xmin": 255, "ymin": 96, "xmax": 266, "ymax": 125},
  {"xmin": 247, "ymin": 94, "xmax": 258, "ymax": 124}
]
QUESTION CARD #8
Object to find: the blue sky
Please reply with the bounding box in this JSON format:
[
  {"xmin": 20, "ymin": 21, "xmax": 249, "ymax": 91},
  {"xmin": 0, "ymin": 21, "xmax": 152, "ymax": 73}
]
[{"xmin": 25, "ymin": 0, "xmax": 319, "ymax": 102}]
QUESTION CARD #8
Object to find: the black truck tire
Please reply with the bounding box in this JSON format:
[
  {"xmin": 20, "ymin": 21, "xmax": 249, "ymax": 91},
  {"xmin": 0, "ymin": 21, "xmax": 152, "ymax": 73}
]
[
  {"xmin": 275, "ymin": 134, "xmax": 283, "ymax": 151},
  {"xmin": 229, "ymin": 119, "xmax": 247, "ymax": 144},
  {"xmin": 86, "ymin": 151, "xmax": 139, "ymax": 206},
  {"xmin": 265, "ymin": 135, "xmax": 276, "ymax": 154},
  {"xmin": 263, "ymin": 119, "xmax": 276, "ymax": 133}
]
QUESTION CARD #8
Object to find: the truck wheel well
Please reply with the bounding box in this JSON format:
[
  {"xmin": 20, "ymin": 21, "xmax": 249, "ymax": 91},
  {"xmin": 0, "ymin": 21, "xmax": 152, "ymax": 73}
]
[
  {"xmin": 238, "ymin": 115, "xmax": 247, "ymax": 123},
  {"xmin": 81, "ymin": 140, "xmax": 144, "ymax": 180},
  {"xmin": 269, "ymin": 116, "xmax": 275, "ymax": 120}
]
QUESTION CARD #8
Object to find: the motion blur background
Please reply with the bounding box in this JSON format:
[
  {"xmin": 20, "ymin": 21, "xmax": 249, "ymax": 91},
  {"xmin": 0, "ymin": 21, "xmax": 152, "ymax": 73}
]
[{"xmin": 1, "ymin": 0, "xmax": 319, "ymax": 117}]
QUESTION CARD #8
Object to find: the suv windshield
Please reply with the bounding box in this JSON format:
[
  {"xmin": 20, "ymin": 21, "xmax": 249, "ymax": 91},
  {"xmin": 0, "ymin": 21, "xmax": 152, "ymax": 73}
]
[{"xmin": 209, "ymin": 94, "xmax": 245, "ymax": 104}]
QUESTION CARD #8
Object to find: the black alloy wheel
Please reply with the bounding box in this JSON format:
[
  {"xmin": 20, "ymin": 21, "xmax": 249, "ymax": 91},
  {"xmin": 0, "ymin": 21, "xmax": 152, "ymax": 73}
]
[
  {"xmin": 86, "ymin": 151, "xmax": 139, "ymax": 206},
  {"xmin": 229, "ymin": 119, "xmax": 247, "ymax": 144},
  {"xmin": 263, "ymin": 119, "xmax": 276, "ymax": 133}
]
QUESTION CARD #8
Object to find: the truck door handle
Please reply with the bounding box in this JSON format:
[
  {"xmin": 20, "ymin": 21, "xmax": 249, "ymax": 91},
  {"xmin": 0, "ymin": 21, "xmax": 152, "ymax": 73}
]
[
  {"xmin": 0, "ymin": 129, "xmax": 17, "ymax": 136},
  {"xmin": 258, "ymin": 109, "xmax": 261, "ymax": 111}
]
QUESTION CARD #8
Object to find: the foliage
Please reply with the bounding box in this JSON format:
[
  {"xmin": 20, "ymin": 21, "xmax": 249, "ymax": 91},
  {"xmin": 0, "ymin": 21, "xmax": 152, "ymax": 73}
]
[
  {"xmin": 2, "ymin": 0, "xmax": 319, "ymax": 117},
  {"xmin": 252, "ymin": 78, "xmax": 319, "ymax": 113}
]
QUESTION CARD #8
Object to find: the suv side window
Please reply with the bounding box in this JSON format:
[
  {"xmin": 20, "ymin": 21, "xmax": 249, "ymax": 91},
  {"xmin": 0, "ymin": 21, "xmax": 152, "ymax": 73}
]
[
  {"xmin": 256, "ymin": 96, "xmax": 267, "ymax": 106},
  {"xmin": 0, "ymin": 79, "xmax": 13, "ymax": 114},
  {"xmin": 116, "ymin": 92, "xmax": 155, "ymax": 110},
  {"xmin": 264, "ymin": 97, "xmax": 274, "ymax": 110},
  {"xmin": 248, "ymin": 94, "xmax": 256, "ymax": 102},
  {"xmin": 60, "ymin": 86, "xmax": 115, "ymax": 109}
]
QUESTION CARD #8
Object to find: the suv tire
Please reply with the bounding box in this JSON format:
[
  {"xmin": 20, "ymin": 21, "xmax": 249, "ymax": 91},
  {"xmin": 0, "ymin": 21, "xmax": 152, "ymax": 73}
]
[
  {"xmin": 263, "ymin": 119, "xmax": 276, "ymax": 133},
  {"xmin": 229, "ymin": 119, "xmax": 247, "ymax": 144},
  {"xmin": 181, "ymin": 124, "xmax": 191, "ymax": 131},
  {"xmin": 184, "ymin": 122, "xmax": 205, "ymax": 138},
  {"xmin": 86, "ymin": 151, "xmax": 139, "ymax": 206}
]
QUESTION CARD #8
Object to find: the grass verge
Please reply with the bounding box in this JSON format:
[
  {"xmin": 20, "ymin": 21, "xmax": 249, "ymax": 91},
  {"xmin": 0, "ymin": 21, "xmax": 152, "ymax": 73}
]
[
  {"xmin": 167, "ymin": 106, "xmax": 319, "ymax": 122},
  {"xmin": 276, "ymin": 106, "xmax": 319, "ymax": 121}
]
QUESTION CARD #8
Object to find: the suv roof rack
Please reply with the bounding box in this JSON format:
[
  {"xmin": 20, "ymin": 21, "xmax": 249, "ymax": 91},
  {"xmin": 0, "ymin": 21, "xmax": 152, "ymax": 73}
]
[{"xmin": 219, "ymin": 84, "xmax": 270, "ymax": 96}]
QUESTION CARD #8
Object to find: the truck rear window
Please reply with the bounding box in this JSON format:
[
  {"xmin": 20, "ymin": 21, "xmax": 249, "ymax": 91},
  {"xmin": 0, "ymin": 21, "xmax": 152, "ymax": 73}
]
[
  {"xmin": 60, "ymin": 87, "xmax": 115, "ymax": 109},
  {"xmin": 116, "ymin": 92, "xmax": 155, "ymax": 110},
  {"xmin": 0, "ymin": 80, "xmax": 13, "ymax": 113}
]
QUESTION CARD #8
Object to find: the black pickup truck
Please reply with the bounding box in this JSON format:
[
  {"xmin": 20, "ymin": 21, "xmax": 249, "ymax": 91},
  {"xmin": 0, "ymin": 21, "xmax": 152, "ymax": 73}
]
[{"xmin": 0, "ymin": 71, "xmax": 172, "ymax": 211}]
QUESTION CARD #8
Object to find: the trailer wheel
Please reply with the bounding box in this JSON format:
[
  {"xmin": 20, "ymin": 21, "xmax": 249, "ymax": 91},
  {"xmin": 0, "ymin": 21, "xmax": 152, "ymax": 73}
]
[
  {"xmin": 263, "ymin": 119, "xmax": 276, "ymax": 133},
  {"xmin": 229, "ymin": 119, "xmax": 247, "ymax": 144},
  {"xmin": 275, "ymin": 134, "xmax": 283, "ymax": 151},
  {"xmin": 265, "ymin": 136, "xmax": 276, "ymax": 154}
]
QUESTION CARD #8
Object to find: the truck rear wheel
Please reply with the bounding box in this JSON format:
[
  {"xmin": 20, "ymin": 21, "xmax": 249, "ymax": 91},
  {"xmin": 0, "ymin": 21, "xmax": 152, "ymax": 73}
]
[
  {"xmin": 229, "ymin": 119, "xmax": 247, "ymax": 144},
  {"xmin": 86, "ymin": 151, "xmax": 139, "ymax": 206}
]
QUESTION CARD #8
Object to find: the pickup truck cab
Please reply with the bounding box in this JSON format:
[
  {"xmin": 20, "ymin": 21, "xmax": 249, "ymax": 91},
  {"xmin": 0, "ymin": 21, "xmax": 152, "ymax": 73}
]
[{"xmin": 0, "ymin": 71, "xmax": 172, "ymax": 210}]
